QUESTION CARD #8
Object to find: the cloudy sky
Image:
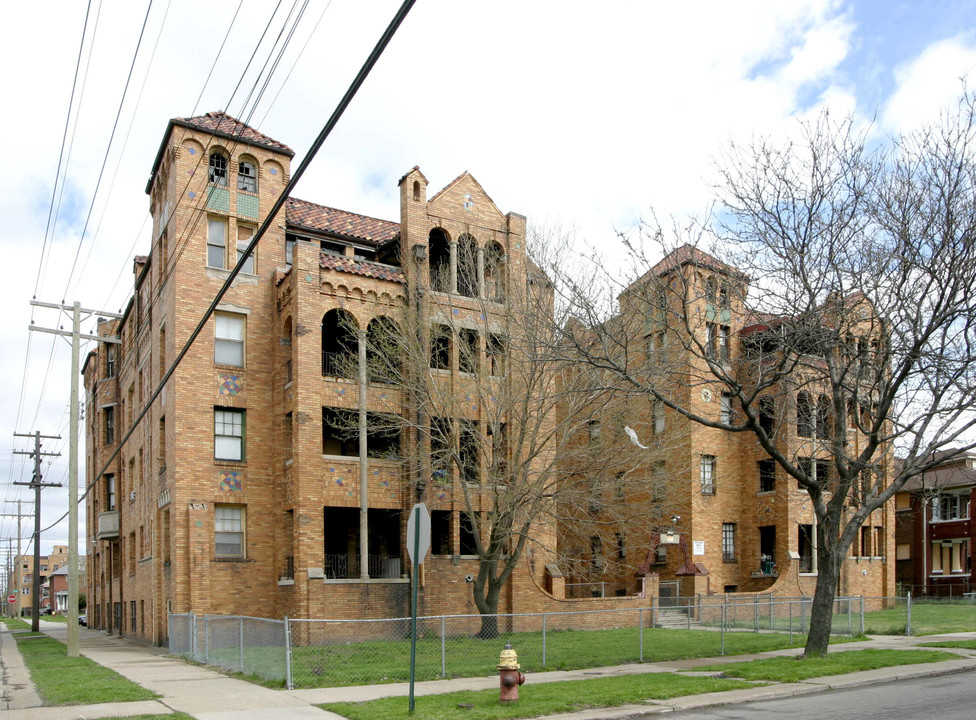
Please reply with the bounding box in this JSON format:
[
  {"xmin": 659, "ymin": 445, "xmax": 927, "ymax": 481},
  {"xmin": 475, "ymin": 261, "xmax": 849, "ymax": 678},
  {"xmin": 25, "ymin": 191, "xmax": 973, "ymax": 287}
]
[{"xmin": 1, "ymin": 0, "xmax": 975, "ymax": 556}]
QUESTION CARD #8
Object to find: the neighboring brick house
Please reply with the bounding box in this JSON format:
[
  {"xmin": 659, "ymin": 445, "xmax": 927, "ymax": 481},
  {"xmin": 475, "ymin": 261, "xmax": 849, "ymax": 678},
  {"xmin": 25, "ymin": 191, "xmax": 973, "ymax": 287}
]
[
  {"xmin": 14, "ymin": 546, "xmax": 68, "ymax": 616},
  {"xmin": 558, "ymin": 246, "xmax": 896, "ymax": 601},
  {"xmin": 895, "ymin": 450, "xmax": 975, "ymax": 596}
]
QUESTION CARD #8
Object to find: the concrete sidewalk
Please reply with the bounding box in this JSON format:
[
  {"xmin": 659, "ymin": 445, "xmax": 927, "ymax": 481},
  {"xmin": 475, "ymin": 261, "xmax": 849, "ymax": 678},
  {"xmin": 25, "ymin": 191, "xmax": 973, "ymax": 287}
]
[{"xmin": 2, "ymin": 620, "xmax": 975, "ymax": 720}]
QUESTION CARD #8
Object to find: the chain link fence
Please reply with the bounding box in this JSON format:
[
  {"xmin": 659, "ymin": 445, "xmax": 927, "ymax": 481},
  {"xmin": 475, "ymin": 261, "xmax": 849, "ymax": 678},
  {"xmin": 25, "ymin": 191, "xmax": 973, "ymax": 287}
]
[{"xmin": 169, "ymin": 596, "xmax": 882, "ymax": 689}]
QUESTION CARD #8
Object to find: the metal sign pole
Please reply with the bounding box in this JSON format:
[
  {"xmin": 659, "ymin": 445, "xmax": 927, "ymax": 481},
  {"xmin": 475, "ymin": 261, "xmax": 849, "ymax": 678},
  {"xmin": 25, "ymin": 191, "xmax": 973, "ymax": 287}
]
[{"xmin": 409, "ymin": 505, "xmax": 420, "ymax": 713}]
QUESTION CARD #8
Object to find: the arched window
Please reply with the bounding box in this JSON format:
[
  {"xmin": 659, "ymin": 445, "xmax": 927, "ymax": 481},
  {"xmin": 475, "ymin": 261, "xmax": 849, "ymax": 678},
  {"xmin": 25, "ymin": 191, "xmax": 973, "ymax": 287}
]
[
  {"xmin": 796, "ymin": 392, "xmax": 813, "ymax": 438},
  {"xmin": 321, "ymin": 309, "xmax": 358, "ymax": 379},
  {"xmin": 816, "ymin": 395, "xmax": 832, "ymax": 440},
  {"xmin": 428, "ymin": 228, "xmax": 450, "ymax": 292},
  {"xmin": 457, "ymin": 233, "xmax": 477, "ymax": 298},
  {"xmin": 237, "ymin": 158, "xmax": 257, "ymax": 192},
  {"xmin": 366, "ymin": 316, "xmax": 401, "ymax": 384},
  {"xmin": 484, "ymin": 241, "xmax": 505, "ymax": 303},
  {"xmin": 208, "ymin": 151, "xmax": 228, "ymax": 186},
  {"xmin": 413, "ymin": 180, "xmax": 421, "ymax": 201}
]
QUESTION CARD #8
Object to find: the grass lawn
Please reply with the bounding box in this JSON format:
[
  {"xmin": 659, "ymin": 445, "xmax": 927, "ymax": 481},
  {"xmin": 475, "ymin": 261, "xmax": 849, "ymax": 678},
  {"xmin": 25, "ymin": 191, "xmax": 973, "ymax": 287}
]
[
  {"xmin": 692, "ymin": 648, "xmax": 956, "ymax": 682},
  {"xmin": 322, "ymin": 672, "xmax": 756, "ymax": 720},
  {"xmin": 14, "ymin": 634, "xmax": 159, "ymax": 706},
  {"xmin": 862, "ymin": 601, "xmax": 976, "ymax": 635},
  {"xmin": 918, "ymin": 640, "xmax": 976, "ymax": 650},
  {"xmin": 279, "ymin": 627, "xmax": 815, "ymax": 688}
]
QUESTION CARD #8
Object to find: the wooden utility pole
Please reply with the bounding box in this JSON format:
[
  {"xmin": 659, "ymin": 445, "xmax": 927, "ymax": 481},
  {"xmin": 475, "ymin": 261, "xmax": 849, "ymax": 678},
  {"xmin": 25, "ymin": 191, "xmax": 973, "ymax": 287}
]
[
  {"xmin": 29, "ymin": 300, "xmax": 121, "ymax": 655},
  {"xmin": 0, "ymin": 500, "xmax": 34, "ymax": 618},
  {"xmin": 13, "ymin": 431, "xmax": 61, "ymax": 632}
]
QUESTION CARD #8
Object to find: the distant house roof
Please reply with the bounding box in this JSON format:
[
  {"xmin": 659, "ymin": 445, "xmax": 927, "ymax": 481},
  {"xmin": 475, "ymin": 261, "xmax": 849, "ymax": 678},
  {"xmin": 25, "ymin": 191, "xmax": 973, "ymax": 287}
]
[
  {"xmin": 286, "ymin": 198, "xmax": 399, "ymax": 246},
  {"xmin": 146, "ymin": 110, "xmax": 294, "ymax": 193},
  {"xmin": 319, "ymin": 252, "xmax": 404, "ymax": 284},
  {"xmin": 897, "ymin": 450, "xmax": 976, "ymax": 492}
]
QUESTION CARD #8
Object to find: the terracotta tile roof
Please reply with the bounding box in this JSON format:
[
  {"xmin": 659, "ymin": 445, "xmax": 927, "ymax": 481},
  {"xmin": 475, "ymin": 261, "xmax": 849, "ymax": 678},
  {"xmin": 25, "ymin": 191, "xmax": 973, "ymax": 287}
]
[
  {"xmin": 320, "ymin": 252, "xmax": 404, "ymax": 284},
  {"xmin": 286, "ymin": 197, "xmax": 399, "ymax": 246},
  {"xmin": 172, "ymin": 111, "xmax": 294, "ymax": 156}
]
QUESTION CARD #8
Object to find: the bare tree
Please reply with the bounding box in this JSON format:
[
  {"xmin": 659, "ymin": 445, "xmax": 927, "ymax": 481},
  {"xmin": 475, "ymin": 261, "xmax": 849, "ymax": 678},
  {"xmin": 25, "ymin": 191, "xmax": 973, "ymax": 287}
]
[
  {"xmin": 554, "ymin": 95, "xmax": 976, "ymax": 656},
  {"xmin": 333, "ymin": 236, "xmax": 673, "ymax": 636}
]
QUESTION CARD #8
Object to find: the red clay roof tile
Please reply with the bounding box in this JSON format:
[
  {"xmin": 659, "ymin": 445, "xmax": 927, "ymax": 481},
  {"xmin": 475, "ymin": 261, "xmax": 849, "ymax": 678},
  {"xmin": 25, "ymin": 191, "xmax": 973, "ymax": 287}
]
[{"xmin": 286, "ymin": 197, "xmax": 399, "ymax": 246}]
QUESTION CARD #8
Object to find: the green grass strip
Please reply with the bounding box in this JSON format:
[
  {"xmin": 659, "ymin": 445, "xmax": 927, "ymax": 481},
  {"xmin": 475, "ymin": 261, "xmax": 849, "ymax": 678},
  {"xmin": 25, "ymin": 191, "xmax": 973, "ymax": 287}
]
[
  {"xmin": 918, "ymin": 640, "xmax": 976, "ymax": 650},
  {"xmin": 283, "ymin": 627, "xmax": 816, "ymax": 688},
  {"xmin": 862, "ymin": 603, "xmax": 976, "ymax": 635},
  {"xmin": 14, "ymin": 635, "xmax": 159, "ymax": 706},
  {"xmin": 322, "ymin": 673, "xmax": 756, "ymax": 720},
  {"xmin": 692, "ymin": 648, "xmax": 956, "ymax": 682}
]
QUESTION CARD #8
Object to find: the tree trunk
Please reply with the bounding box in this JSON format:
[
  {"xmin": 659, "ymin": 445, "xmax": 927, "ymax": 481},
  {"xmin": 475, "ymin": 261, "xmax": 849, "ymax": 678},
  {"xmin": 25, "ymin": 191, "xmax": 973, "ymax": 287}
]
[
  {"xmin": 804, "ymin": 549, "xmax": 841, "ymax": 656},
  {"xmin": 472, "ymin": 566, "xmax": 503, "ymax": 639}
]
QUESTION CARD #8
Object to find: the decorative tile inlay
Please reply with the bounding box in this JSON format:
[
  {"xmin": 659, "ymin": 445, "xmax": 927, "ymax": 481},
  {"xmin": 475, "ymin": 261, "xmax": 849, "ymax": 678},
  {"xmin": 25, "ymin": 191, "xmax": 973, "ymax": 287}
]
[
  {"xmin": 219, "ymin": 471, "xmax": 242, "ymax": 492},
  {"xmin": 463, "ymin": 193, "xmax": 474, "ymax": 210},
  {"xmin": 219, "ymin": 374, "xmax": 242, "ymax": 395},
  {"xmin": 188, "ymin": 147, "xmax": 197, "ymax": 155}
]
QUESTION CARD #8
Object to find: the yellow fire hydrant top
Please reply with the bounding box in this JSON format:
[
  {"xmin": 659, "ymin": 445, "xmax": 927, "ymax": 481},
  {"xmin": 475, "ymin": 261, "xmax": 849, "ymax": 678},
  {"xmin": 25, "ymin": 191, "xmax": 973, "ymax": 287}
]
[{"xmin": 498, "ymin": 641, "xmax": 520, "ymax": 670}]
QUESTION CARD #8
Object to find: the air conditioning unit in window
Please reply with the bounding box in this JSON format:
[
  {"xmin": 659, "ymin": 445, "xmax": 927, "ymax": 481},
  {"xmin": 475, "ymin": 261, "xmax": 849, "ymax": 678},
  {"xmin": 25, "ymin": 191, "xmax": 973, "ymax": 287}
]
[{"xmin": 129, "ymin": 491, "xmax": 136, "ymax": 500}]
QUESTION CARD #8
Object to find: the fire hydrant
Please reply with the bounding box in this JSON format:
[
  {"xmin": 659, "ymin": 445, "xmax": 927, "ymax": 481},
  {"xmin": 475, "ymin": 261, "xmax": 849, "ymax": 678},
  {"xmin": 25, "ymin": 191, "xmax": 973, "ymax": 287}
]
[{"xmin": 498, "ymin": 641, "xmax": 526, "ymax": 703}]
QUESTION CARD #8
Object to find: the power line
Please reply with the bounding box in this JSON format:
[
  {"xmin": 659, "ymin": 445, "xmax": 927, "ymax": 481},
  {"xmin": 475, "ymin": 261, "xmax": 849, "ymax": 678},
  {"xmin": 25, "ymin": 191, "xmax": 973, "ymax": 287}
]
[
  {"xmin": 44, "ymin": 0, "xmax": 418, "ymax": 534},
  {"xmin": 62, "ymin": 0, "xmax": 156, "ymax": 299}
]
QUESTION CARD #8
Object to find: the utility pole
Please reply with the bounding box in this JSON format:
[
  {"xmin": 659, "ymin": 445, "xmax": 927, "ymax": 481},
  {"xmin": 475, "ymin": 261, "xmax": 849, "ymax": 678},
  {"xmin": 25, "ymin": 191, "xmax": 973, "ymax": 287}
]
[
  {"xmin": 29, "ymin": 301, "xmax": 121, "ymax": 656},
  {"xmin": 13, "ymin": 431, "xmax": 61, "ymax": 632},
  {"xmin": 0, "ymin": 500, "xmax": 34, "ymax": 619}
]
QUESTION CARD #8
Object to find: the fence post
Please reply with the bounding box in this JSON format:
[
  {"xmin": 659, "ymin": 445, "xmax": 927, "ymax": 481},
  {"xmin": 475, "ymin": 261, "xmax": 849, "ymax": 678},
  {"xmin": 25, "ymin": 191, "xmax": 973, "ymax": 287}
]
[
  {"xmin": 204, "ymin": 616, "xmax": 210, "ymax": 664},
  {"xmin": 789, "ymin": 601, "xmax": 793, "ymax": 643},
  {"xmin": 847, "ymin": 597, "xmax": 852, "ymax": 635},
  {"xmin": 191, "ymin": 613, "xmax": 197, "ymax": 662},
  {"xmin": 754, "ymin": 596, "xmax": 759, "ymax": 633},
  {"xmin": 801, "ymin": 599, "xmax": 806, "ymax": 633},
  {"xmin": 720, "ymin": 603, "xmax": 726, "ymax": 656},
  {"xmin": 441, "ymin": 616, "xmax": 446, "ymax": 678},
  {"xmin": 859, "ymin": 596, "xmax": 865, "ymax": 636},
  {"xmin": 906, "ymin": 592, "xmax": 912, "ymax": 636},
  {"xmin": 239, "ymin": 616, "xmax": 245, "ymax": 673},
  {"xmin": 638, "ymin": 609, "xmax": 643, "ymax": 663},
  {"xmin": 284, "ymin": 616, "xmax": 293, "ymax": 690},
  {"xmin": 542, "ymin": 613, "xmax": 547, "ymax": 669}
]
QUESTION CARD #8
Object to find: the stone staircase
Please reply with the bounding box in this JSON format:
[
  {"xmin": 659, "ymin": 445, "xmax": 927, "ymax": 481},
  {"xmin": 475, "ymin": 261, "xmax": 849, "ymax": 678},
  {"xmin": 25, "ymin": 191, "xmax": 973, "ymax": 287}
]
[{"xmin": 654, "ymin": 607, "xmax": 700, "ymax": 628}]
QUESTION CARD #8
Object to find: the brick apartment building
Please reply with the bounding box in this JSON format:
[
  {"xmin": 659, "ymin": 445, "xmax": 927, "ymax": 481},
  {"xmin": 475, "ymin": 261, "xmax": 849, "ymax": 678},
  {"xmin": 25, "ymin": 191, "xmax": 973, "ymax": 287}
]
[
  {"xmin": 83, "ymin": 113, "xmax": 896, "ymax": 645},
  {"xmin": 13, "ymin": 545, "xmax": 68, "ymax": 616},
  {"xmin": 895, "ymin": 450, "xmax": 974, "ymax": 596},
  {"xmin": 558, "ymin": 246, "xmax": 896, "ymax": 602}
]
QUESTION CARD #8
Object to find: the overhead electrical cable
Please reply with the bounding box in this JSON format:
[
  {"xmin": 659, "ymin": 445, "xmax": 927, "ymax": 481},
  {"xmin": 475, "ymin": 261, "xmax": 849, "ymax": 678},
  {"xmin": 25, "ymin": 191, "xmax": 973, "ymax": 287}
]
[
  {"xmin": 43, "ymin": 0, "xmax": 418, "ymax": 534},
  {"xmin": 61, "ymin": 0, "xmax": 156, "ymax": 300}
]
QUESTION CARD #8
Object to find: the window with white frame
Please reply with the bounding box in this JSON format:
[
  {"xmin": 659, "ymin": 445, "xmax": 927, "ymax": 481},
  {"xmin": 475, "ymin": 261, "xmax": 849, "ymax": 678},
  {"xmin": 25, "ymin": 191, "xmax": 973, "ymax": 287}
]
[
  {"xmin": 932, "ymin": 494, "xmax": 970, "ymax": 522},
  {"xmin": 207, "ymin": 218, "xmax": 227, "ymax": 268},
  {"xmin": 214, "ymin": 408, "xmax": 245, "ymax": 461},
  {"xmin": 720, "ymin": 392, "xmax": 733, "ymax": 424},
  {"xmin": 700, "ymin": 455, "xmax": 716, "ymax": 495},
  {"xmin": 215, "ymin": 505, "xmax": 245, "ymax": 558},
  {"xmin": 653, "ymin": 400, "xmax": 665, "ymax": 434},
  {"xmin": 237, "ymin": 225, "xmax": 255, "ymax": 274},
  {"xmin": 215, "ymin": 313, "xmax": 245, "ymax": 366},
  {"xmin": 237, "ymin": 160, "xmax": 257, "ymax": 192}
]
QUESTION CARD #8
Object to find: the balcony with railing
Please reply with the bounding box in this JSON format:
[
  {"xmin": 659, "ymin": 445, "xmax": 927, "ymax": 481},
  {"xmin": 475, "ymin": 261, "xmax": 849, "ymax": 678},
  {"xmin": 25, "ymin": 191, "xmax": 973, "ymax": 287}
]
[{"xmin": 325, "ymin": 554, "xmax": 402, "ymax": 579}]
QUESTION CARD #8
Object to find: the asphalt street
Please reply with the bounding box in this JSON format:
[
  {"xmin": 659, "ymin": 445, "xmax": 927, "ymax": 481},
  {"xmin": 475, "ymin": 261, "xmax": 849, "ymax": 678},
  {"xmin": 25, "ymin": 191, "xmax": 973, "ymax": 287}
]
[{"xmin": 636, "ymin": 667, "xmax": 976, "ymax": 720}]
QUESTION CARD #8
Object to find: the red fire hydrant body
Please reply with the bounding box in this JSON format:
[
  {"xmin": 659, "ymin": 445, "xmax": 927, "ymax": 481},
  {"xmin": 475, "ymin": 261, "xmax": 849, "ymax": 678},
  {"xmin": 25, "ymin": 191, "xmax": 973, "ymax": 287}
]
[{"xmin": 498, "ymin": 642, "xmax": 526, "ymax": 702}]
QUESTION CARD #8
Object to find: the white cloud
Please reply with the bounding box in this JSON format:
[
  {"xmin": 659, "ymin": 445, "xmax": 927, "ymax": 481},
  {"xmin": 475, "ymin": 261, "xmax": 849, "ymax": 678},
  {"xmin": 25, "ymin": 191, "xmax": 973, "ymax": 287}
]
[{"xmin": 882, "ymin": 36, "xmax": 976, "ymax": 132}]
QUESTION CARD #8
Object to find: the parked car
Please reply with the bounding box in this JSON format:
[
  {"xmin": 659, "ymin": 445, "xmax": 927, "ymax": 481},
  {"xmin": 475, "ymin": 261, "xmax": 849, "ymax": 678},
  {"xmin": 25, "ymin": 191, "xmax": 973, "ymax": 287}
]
[{"xmin": 78, "ymin": 614, "xmax": 87, "ymax": 627}]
